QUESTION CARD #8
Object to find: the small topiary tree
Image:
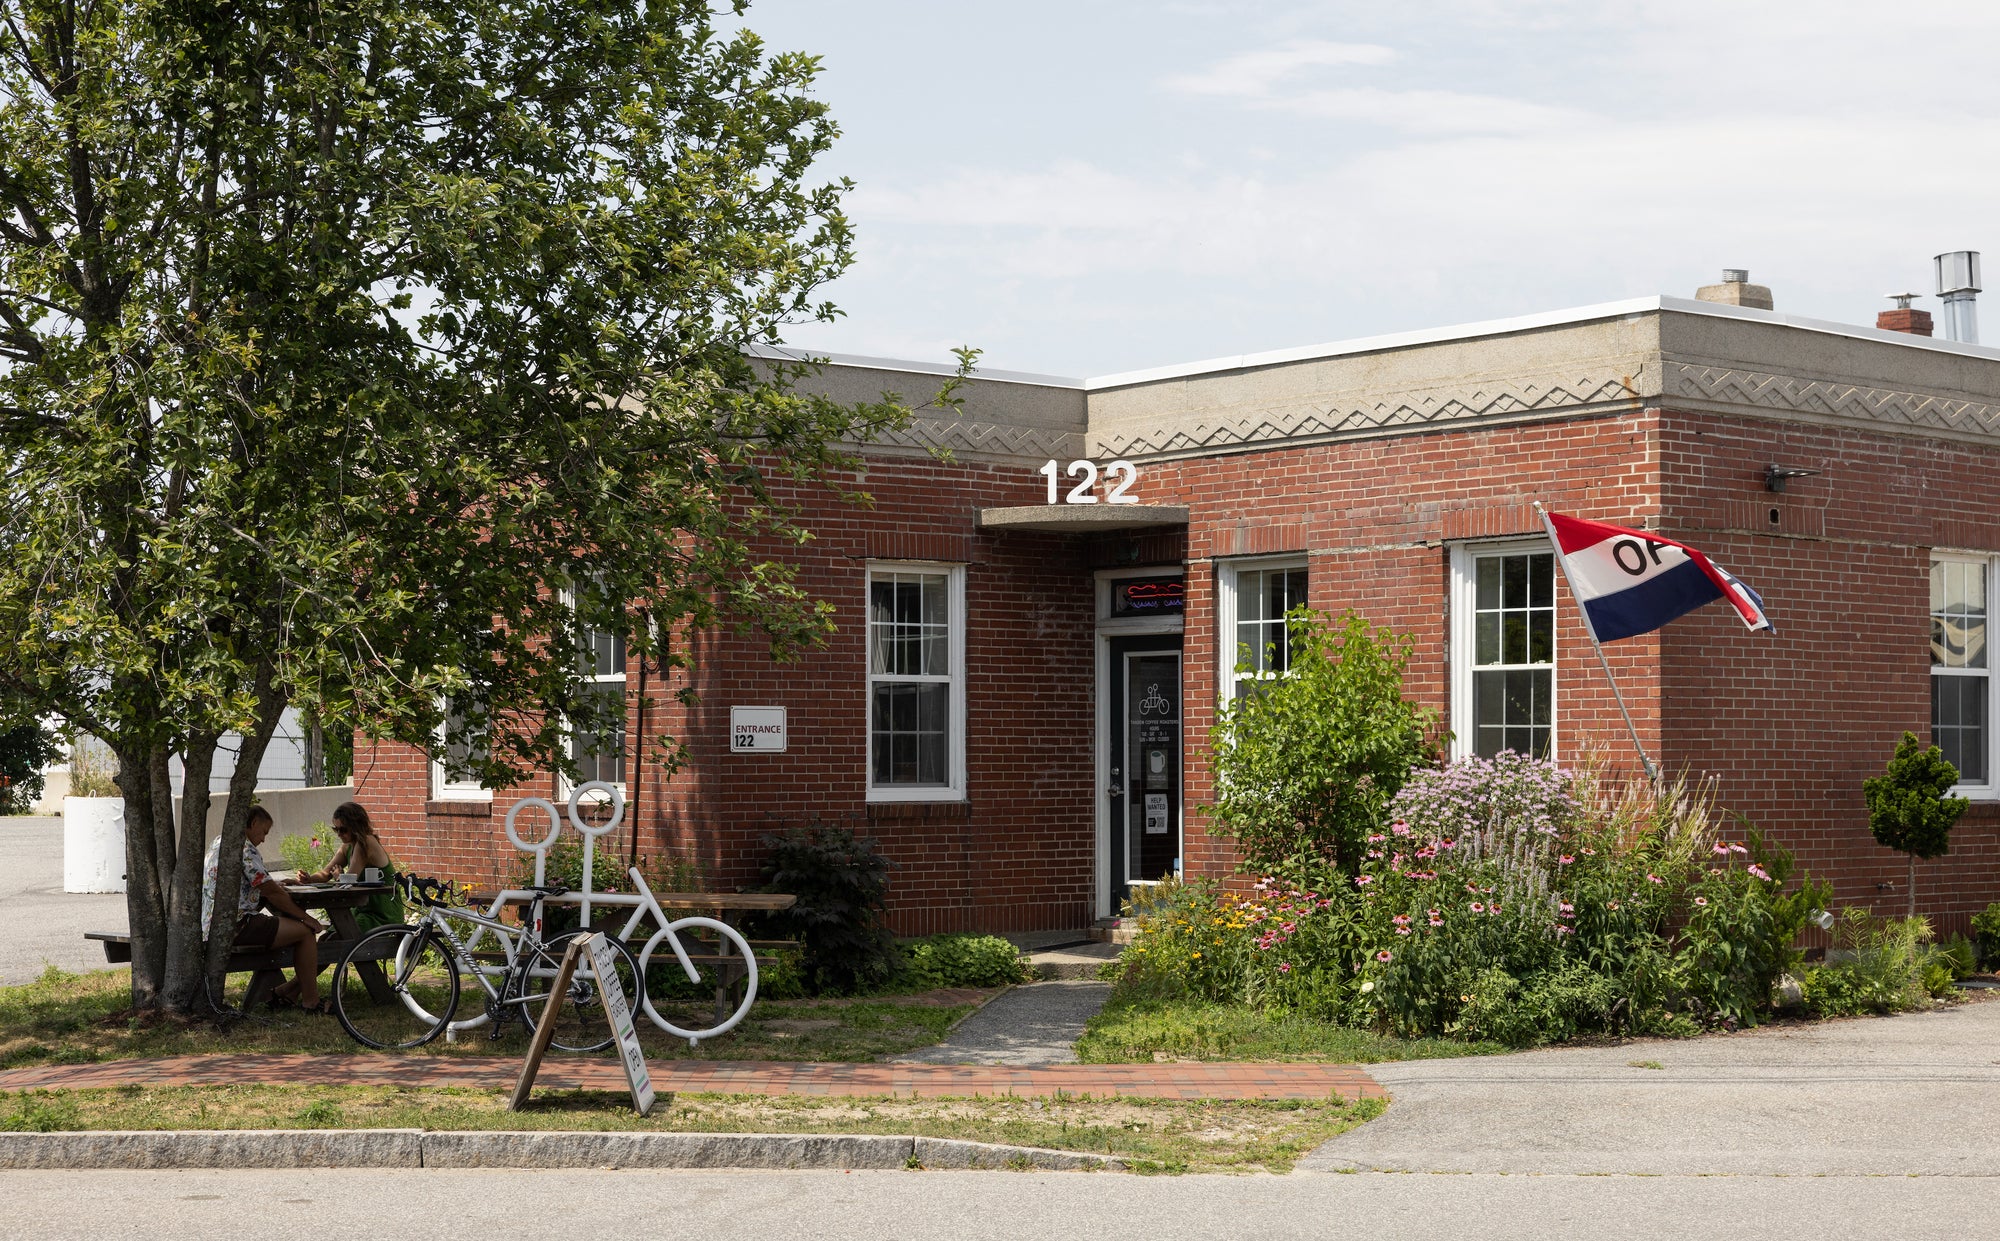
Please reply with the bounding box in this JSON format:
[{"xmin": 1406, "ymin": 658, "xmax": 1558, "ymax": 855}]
[
  {"xmin": 1207, "ymin": 609, "xmax": 1436, "ymax": 876},
  {"xmin": 1862, "ymin": 732, "xmax": 1967, "ymax": 917}
]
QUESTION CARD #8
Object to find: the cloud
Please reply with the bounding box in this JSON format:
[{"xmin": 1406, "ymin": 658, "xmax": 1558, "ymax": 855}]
[{"xmin": 1163, "ymin": 39, "xmax": 1396, "ymax": 98}]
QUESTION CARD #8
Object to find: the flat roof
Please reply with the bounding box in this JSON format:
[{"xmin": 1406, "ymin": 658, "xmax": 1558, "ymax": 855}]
[
  {"xmin": 1083, "ymin": 296, "xmax": 2000, "ymax": 391},
  {"xmin": 774, "ymin": 294, "xmax": 2000, "ymax": 400}
]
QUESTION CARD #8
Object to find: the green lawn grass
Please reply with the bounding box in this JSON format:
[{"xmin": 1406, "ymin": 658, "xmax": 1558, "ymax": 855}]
[
  {"xmin": 0, "ymin": 966, "xmax": 979, "ymax": 1070},
  {"xmin": 0, "ymin": 1083, "xmax": 1384, "ymax": 1174},
  {"xmin": 1075, "ymin": 994, "xmax": 1506, "ymax": 1063}
]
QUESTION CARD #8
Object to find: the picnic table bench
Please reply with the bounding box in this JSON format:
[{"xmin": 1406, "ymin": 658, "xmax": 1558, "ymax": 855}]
[{"xmin": 85, "ymin": 882, "xmax": 398, "ymax": 1011}]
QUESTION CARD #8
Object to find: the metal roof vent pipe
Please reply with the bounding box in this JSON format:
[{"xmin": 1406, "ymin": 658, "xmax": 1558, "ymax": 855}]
[{"xmin": 1934, "ymin": 250, "xmax": 1981, "ymax": 343}]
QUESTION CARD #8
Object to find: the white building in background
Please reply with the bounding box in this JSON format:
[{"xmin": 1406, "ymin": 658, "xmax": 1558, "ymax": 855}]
[{"xmin": 34, "ymin": 707, "xmax": 315, "ymax": 812}]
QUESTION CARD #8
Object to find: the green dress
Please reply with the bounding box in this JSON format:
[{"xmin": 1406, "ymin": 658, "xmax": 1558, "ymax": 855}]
[{"xmin": 354, "ymin": 864, "xmax": 407, "ymax": 931}]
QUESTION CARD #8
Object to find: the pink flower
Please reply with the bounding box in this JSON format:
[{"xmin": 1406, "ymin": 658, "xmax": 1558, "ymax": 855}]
[
  {"xmin": 1489, "ymin": 902, "xmax": 1502, "ymax": 913},
  {"xmin": 1427, "ymin": 908, "xmax": 1441, "ymax": 918},
  {"xmin": 1396, "ymin": 926, "xmax": 1412, "ymax": 935},
  {"xmin": 1554, "ymin": 924, "xmax": 1574, "ymax": 936},
  {"xmin": 1392, "ymin": 914, "xmax": 1411, "ymax": 926},
  {"xmin": 1582, "ymin": 847, "xmax": 1597, "ymax": 856},
  {"xmin": 1367, "ymin": 850, "xmax": 1384, "ymax": 859},
  {"xmin": 1376, "ymin": 949, "xmax": 1394, "ymax": 963},
  {"xmin": 1559, "ymin": 902, "xmax": 1574, "ymax": 913},
  {"xmin": 1354, "ymin": 875, "xmax": 1374, "ymax": 886},
  {"xmin": 1428, "ymin": 917, "xmax": 1444, "ymax": 927},
  {"xmin": 1278, "ymin": 962, "xmax": 1292, "ymax": 973},
  {"xmin": 1747, "ymin": 864, "xmax": 1771, "ymax": 881},
  {"xmin": 1729, "ymin": 843, "xmax": 1749, "ymax": 855},
  {"xmin": 1470, "ymin": 902, "xmax": 1485, "ymax": 913},
  {"xmin": 1712, "ymin": 843, "xmax": 1731, "ymax": 856},
  {"xmin": 1559, "ymin": 855, "xmax": 1575, "ymax": 865},
  {"xmin": 1465, "ymin": 882, "xmax": 1479, "ymax": 893},
  {"xmin": 1646, "ymin": 873, "xmax": 1663, "ymax": 884},
  {"xmin": 1391, "ymin": 823, "xmax": 1411, "ymax": 837},
  {"xmin": 1367, "ymin": 834, "xmax": 1387, "ymax": 844},
  {"xmin": 1694, "ymin": 896, "xmax": 1709, "ymax": 907}
]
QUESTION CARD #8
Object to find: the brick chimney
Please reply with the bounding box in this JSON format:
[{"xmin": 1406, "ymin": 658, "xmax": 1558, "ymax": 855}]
[
  {"xmin": 1695, "ymin": 268, "xmax": 1774, "ymax": 310},
  {"xmin": 1878, "ymin": 292, "xmax": 1934, "ymax": 337}
]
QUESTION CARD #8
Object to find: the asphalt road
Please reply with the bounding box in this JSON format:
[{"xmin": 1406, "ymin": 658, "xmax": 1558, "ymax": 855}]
[
  {"xmin": 0, "ymin": 1165, "xmax": 1992, "ymax": 1241},
  {"xmin": 0, "ymin": 816, "xmax": 126, "ymax": 985}
]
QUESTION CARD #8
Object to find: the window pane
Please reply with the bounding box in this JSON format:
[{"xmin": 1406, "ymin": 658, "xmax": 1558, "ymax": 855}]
[
  {"xmin": 1476, "ymin": 613, "xmax": 1499, "ymax": 665},
  {"xmin": 871, "ymin": 682, "xmax": 950, "ymax": 787},
  {"xmin": 1473, "ymin": 666, "xmax": 1552, "ymax": 759},
  {"xmin": 1933, "ymin": 674, "xmax": 1988, "ymax": 784},
  {"xmin": 1502, "ymin": 555, "xmax": 1527, "ymax": 610},
  {"xmin": 1477, "ymin": 557, "xmax": 1500, "ymax": 609},
  {"xmin": 1931, "ymin": 561, "xmax": 1987, "ymax": 670}
]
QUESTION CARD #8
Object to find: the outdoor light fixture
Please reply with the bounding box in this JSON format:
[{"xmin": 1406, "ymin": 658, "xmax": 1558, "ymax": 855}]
[
  {"xmin": 1811, "ymin": 909, "xmax": 1835, "ymax": 932},
  {"xmin": 1764, "ymin": 464, "xmax": 1820, "ymax": 492}
]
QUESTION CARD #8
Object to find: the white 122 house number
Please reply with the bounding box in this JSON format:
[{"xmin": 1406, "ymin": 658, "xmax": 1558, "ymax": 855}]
[{"xmin": 1039, "ymin": 459, "xmax": 1140, "ymax": 505}]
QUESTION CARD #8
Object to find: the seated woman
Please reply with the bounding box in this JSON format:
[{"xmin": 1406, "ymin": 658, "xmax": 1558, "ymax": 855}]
[{"xmin": 297, "ymin": 801, "xmax": 405, "ymax": 932}]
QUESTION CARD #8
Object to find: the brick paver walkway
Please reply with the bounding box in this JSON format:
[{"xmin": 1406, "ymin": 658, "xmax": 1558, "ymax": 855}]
[{"xmin": 0, "ymin": 1054, "xmax": 1383, "ymax": 1102}]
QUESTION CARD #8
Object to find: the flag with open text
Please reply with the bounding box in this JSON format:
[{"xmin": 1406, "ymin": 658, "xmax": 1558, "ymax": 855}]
[{"xmin": 1540, "ymin": 510, "xmax": 1773, "ymax": 642}]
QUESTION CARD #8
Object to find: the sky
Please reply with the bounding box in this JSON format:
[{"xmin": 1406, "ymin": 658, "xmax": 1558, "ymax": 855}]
[{"xmin": 742, "ymin": 0, "xmax": 2000, "ymax": 379}]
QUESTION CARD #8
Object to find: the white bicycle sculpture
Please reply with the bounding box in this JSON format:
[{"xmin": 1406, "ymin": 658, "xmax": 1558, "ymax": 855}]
[{"xmin": 444, "ymin": 781, "xmax": 760, "ymax": 1047}]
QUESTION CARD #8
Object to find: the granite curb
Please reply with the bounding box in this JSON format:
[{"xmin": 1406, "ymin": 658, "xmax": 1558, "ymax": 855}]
[{"xmin": 0, "ymin": 1130, "xmax": 1126, "ymax": 1173}]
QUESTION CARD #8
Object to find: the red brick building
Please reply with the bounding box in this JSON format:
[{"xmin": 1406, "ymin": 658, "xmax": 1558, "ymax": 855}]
[{"xmin": 355, "ymin": 289, "xmax": 2000, "ymax": 938}]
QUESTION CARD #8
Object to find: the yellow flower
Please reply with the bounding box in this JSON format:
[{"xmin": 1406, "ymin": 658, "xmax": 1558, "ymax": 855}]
[{"xmin": 1192, "ymin": 952, "xmax": 1202, "ymax": 959}]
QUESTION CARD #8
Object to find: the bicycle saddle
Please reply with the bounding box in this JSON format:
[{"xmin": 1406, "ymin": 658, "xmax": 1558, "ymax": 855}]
[{"xmin": 525, "ymin": 884, "xmax": 570, "ymax": 897}]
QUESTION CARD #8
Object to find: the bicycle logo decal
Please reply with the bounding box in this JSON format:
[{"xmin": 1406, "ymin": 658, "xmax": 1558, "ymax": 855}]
[{"xmin": 1138, "ymin": 682, "xmax": 1172, "ymax": 716}]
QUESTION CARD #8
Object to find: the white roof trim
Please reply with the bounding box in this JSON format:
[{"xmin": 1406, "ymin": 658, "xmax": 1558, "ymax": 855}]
[{"xmin": 749, "ymin": 343, "xmax": 1081, "ymax": 389}]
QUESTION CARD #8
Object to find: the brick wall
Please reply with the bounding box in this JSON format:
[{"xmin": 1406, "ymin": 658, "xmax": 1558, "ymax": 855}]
[{"xmin": 354, "ymin": 402, "xmax": 2000, "ymax": 935}]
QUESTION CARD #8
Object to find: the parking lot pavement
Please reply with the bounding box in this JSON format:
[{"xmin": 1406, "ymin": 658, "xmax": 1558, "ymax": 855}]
[
  {"xmin": 0, "ymin": 817, "xmax": 127, "ymax": 985},
  {"xmin": 1301, "ymin": 992, "xmax": 2000, "ymax": 1176}
]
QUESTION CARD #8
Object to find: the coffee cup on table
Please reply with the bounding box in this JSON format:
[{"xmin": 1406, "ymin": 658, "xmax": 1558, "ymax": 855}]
[
  {"xmin": 336, "ymin": 872, "xmax": 357, "ymax": 886},
  {"xmin": 363, "ymin": 867, "xmax": 382, "ymax": 884}
]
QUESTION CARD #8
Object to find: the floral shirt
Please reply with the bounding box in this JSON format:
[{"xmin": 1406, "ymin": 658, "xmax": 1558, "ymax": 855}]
[{"xmin": 200, "ymin": 837, "xmax": 271, "ymax": 938}]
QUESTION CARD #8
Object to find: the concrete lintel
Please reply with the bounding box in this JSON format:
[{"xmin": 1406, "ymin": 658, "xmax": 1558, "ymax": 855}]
[{"xmin": 977, "ymin": 504, "xmax": 1189, "ymax": 534}]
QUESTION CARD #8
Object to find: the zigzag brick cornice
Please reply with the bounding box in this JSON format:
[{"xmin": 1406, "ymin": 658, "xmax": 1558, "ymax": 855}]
[
  {"xmin": 1666, "ymin": 362, "xmax": 2000, "ymax": 444},
  {"xmin": 853, "ymin": 417, "xmax": 1085, "ymax": 461},
  {"xmin": 1089, "ymin": 371, "xmax": 1644, "ymax": 459}
]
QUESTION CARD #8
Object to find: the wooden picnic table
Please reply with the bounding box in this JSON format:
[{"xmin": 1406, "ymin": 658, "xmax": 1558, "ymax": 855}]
[{"xmin": 85, "ymin": 881, "xmax": 399, "ymax": 1011}]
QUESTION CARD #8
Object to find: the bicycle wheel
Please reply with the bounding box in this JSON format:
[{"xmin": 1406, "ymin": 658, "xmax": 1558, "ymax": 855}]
[
  {"xmin": 333, "ymin": 924, "xmax": 460, "ymax": 1049},
  {"xmin": 637, "ymin": 917, "xmax": 760, "ymax": 1045},
  {"xmin": 528, "ymin": 930, "xmax": 643, "ymax": 1053}
]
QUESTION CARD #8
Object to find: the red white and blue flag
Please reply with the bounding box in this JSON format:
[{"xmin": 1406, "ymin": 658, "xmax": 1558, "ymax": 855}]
[{"xmin": 1541, "ymin": 510, "xmax": 1772, "ymax": 642}]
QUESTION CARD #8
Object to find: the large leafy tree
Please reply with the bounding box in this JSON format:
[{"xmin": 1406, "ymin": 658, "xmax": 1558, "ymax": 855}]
[{"xmin": 1, "ymin": 0, "xmax": 935, "ymax": 1014}]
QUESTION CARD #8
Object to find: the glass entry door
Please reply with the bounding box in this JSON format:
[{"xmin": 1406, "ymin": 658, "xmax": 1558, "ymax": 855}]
[{"xmin": 1108, "ymin": 636, "xmax": 1183, "ymax": 908}]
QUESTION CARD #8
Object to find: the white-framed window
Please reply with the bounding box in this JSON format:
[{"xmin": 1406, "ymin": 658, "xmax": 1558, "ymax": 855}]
[
  {"xmin": 1451, "ymin": 540, "xmax": 1557, "ymax": 761},
  {"xmin": 1216, "ymin": 558, "xmax": 1308, "ymax": 700},
  {"xmin": 1931, "ymin": 552, "xmax": 1993, "ymax": 795},
  {"xmin": 432, "ymin": 692, "xmax": 490, "ymax": 801},
  {"xmin": 572, "ymin": 625, "xmax": 628, "ymax": 788},
  {"xmin": 866, "ymin": 562, "xmax": 966, "ymax": 802}
]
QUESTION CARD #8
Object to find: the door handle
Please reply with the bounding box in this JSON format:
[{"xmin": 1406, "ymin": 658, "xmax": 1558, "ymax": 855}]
[{"xmin": 1106, "ymin": 785, "xmax": 1124, "ymax": 798}]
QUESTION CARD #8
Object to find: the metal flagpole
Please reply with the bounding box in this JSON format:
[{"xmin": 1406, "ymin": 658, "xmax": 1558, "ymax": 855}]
[{"xmin": 1534, "ymin": 502, "xmax": 1660, "ymax": 784}]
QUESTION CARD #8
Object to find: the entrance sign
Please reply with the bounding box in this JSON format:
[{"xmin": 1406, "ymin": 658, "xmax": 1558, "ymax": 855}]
[
  {"xmin": 1144, "ymin": 792, "xmax": 1170, "ymax": 834},
  {"xmin": 1039, "ymin": 458, "xmax": 1140, "ymax": 505},
  {"xmin": 730, "ymin": 706, "xmax": 788, "ymax": 753}
]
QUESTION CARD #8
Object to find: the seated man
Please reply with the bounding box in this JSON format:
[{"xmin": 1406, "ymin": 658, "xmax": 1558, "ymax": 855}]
[{"xmin": 200, "ymin": 806, "xmax": 328, "ymax": 1013}]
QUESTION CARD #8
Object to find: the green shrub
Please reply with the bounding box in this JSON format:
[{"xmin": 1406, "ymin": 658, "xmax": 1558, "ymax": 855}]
[
  {"xmin": 1862, "ymin": 733, "xmax": 1967, "ymax": 917},
  {"xmin": 899, "ymin": 934, "xmax": 1032, "ymax": 989},
  {"xmin": 0, "ymin": 715, "xmax": 61, "ymax": 813},
  {"xmin": 1801, "ymin": 909, "xmax": 1934, "ymax": 1017},
  {"xmin": 278, "ymin": 826, "xmax": 340, "ymax": 875},
  {"xmin": 1972, "ymin": 902, "xmax": 2000, "ymax": 970},
  {"xmin": 1206, "ymin": 609, "xmax": 1437, "ymax": 875},
  {"xmin": 0, "ymin": 1090, "xmax": 79, "ymax": 1132},
  {"xmin": 757, "ymin": 823, "xmax": 898, "ymax": 995},
  {"xmin": 1933, "ymin": 934, "xmax": 1977, "ymax": 982}
]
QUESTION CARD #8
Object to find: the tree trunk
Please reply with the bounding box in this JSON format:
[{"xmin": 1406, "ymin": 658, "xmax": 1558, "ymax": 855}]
[
  {"xmin": 304, "ymin": 715, "xmax": 324, "ymax": 787},
  {"xmin": 117, "ymin": 742, "xmax": 168, "ymax": 1011},
  {"xmin": 1908, "ymin": 851, "xmax": 1917, "ymax": 919},
  {"xmin": 160, "ymin": 732, "xmax": 219, "ymax": 1014},
  {"xmin": 147, "ymin": 749, "xmax": 176, "ymax": 913},
  {"xmin": 199, "ymin": 675, "xmax": 292, "ymax": 1010}
]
